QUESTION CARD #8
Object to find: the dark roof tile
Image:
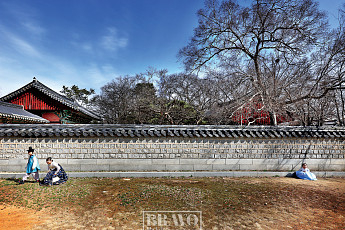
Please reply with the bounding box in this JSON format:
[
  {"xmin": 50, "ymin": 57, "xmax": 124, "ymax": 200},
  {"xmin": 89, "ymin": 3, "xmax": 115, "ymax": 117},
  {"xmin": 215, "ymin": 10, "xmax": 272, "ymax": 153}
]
[
  {"xmin": 0, "ymin": 101, "xmax": 49, "ymax": 123},
  {"xmin": 1, "ymin": 124, "xmax": 345, "ymax": 138},
  {"xmin": 0, "ymin": 79, "xmax": 100, "ymax": 120}
]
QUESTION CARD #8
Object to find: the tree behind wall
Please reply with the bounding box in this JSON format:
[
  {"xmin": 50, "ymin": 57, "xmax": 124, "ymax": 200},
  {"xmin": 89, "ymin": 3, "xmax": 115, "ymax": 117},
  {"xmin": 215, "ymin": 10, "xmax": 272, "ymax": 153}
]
[
  {"xmin": 179, "ymin": 0, "xmax": 345, "ymax": 126},
  {"xmin": 61, "ymin": 85, "xmax": 95, "ymax": 107}
]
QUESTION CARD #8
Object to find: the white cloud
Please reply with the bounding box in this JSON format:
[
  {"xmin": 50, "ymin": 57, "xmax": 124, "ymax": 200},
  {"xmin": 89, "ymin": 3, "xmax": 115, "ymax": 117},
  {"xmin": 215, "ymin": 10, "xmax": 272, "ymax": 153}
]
[
  {"xmin": 100, "ymin": 27, "xmax": 128, "ymax": 51},
  {"xmin": 1, "ymin": 2, "xmax": 45, "ymax": 38},
  {"xmin": 0, "ymin": 3, "xmax": 123, "ymax": 97},
  {"xmin": 22, "ymin": 21, "xmax": 45, "ymax": 37},
  {"xmin": 71, "ymin": 27, "xmax": 128, "ymax": 55},
  {"xmin": 86, "ymin": 64, "xmax": 118, "ymax": 85},
  {"xmin": 8, "ymin": 34, "xmax": 42, "ymax": 58},
  {"xmin": 0, "ymin": 8, "xmax": 43, "ymax": 58},
  {"xmin": 81, "ymin": 43, "xmax": 93, "ymax": 52}
]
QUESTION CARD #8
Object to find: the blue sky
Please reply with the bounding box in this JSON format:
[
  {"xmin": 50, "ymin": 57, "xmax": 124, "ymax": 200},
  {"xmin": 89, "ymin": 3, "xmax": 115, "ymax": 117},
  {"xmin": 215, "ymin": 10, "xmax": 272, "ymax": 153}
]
[{"xmin": 0, "ymin": 0, "xmax": 343, "ymax": 96}]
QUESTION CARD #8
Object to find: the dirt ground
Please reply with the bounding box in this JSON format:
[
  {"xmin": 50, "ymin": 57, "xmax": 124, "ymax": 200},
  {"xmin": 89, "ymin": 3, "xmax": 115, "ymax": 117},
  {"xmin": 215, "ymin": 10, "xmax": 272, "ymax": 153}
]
[
  {"xmin": 0, "ymin": 205, "xmax": 44, "ymax": 230},
  {"xmin": 0, "ymin": 177, "xmax": 344, "ymax": 230}
]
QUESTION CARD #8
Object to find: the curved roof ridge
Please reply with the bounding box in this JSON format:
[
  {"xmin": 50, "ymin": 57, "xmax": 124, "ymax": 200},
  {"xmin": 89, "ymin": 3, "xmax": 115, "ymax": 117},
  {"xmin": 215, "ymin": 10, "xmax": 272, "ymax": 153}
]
[
  {"xmin": 0, "ymin": 124, "xmax": 344, "ymax": 137},
  {"xmin": 0, "ymin": 101, "xmax": 49, "ymax": 123},
  {"xmin": 0, "ymin": 78, "xmax": 100, "ymax": 120}
]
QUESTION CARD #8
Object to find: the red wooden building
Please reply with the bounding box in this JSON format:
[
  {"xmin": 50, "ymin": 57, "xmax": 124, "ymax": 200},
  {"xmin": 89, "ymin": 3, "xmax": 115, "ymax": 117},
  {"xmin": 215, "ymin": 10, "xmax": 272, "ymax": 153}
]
[
  {"xmin": 231, "ymin": 102, "xmax": 289, "ymax": 125},
  {"xmin": 224, "ymin": 96, "xmax": 291, "ymax": 126},
  {"xmin": 0, "ymin": 78, "xmax": 100, "ymax": 124}
]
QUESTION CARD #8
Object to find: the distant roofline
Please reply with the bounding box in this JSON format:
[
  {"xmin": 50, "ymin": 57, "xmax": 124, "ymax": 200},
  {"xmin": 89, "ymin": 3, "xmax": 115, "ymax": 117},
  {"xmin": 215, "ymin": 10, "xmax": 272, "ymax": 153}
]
[
  {"xmin": 0, "ymin": 124, "xmax": 344, "ymax": 138},
  {"xmin": 0, "ymin": 78, "xmax": 101, "ymax": 120},
  {"xmin": 0, "ymin": 101, "xmax": 24, "ymax": 109},
  {"xmin": 0, "ymin": 101, "xmax": 49, "ymax": 123}
]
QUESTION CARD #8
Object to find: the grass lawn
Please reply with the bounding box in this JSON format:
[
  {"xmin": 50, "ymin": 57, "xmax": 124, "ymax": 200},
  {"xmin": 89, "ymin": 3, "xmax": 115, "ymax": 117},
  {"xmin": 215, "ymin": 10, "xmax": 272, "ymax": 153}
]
[{"xmin": 0, "ymin": 177, "xmax": 344, "ymax": 229}]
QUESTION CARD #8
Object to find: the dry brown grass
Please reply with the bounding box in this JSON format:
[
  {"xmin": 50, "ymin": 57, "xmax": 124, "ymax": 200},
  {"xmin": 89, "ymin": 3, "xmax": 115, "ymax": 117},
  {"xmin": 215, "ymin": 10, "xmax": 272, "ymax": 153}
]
[{"xmin": 0, "ymin": 177, "xmax": 344, "ymax": 229}]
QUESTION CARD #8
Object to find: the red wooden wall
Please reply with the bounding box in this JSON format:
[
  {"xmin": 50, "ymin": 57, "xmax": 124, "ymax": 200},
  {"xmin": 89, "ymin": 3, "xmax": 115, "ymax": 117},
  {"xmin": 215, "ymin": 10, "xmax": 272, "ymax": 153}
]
[
  {"xmin": 9, "ymin": 92, "xmax": 58, "ymax": 111},
  {"xmin": 42, "ymin": 112, "xmax": 60, "ymax": 123},
  {"xmin": 232, "ymin": 102, "xmax": 288, "ymax": 125}
]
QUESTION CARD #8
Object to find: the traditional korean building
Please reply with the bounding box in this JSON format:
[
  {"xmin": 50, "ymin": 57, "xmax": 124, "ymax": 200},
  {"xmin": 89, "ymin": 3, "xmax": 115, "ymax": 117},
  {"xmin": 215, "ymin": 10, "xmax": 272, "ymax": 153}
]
[
  {"xmin": 231, "ymin": 100, "xmax": 289, "ymax": 125},
  {"xmin": 0, "ymin": 78, "xmax": 100, "ymax": 124},
  {"xmin": 0, "ymin": 101, "xmax": 49, "ymax": 124}
]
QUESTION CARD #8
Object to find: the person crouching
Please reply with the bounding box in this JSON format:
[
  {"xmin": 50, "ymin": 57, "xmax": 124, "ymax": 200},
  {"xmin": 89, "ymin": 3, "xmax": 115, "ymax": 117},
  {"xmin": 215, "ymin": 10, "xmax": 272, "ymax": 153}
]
[{"xmin": 41, "ymin": 157, "xmax": 68, "ymax": 186}]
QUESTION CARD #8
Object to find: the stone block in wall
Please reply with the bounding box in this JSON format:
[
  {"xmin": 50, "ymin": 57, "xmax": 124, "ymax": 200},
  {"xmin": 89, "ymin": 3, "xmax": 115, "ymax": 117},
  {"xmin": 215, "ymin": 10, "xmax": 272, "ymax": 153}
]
[
  {"xmin": 152, "ymin": 159, "xmax": 180, "ymax": 164},
  {"xmin": 239, "ymin": 164, "xmax": 267, "ymax": 170},
  {"xmin": 205, "ymin": 159, "xmax": 226, "ymax": 164},
  {"xmin": 67, "ymin": 159, "xmax": 95, "ymax": 165},
  {"xmin": 214, "ymin": 154, "xmax": 227, "ymax": 158},
  {"xmin": 330, "ymin": 159, "xmax": 345, "ymax": 165},
  {"xmin": 319, "ymin": 164, "xmax": 345, "ymax": 171},
  {"xmin": 194, "ymin": 165, "xmax": 213, "ymax": 171},
  {"xmin": 200, "ymin": 154, "xmax": 213, "ymax": 159},
  {"xmin": 165, "ymin": 164, "xmax": 194, "ymax": 171},
  {"xmin": 180, "ymin": 159, "xmax": 208, "ymax": 165},
  {"xmin": 63, "ymin": 164, "xmax": 82, "ymax": 171},
  {"xmin": 225, "ymin": 159, "xmax": 253, "ymax": 165},
  {"xmin": 104, "ymin": 159, "xmax": 153, "ymax": 165},
  {"xmin": 0, "ymin": 165, "xmax": 24, "ymax": 172},
  {"xmin": 109, "ymin": 164, "xmax": 166, "ymax": 171},
  {"xmin": 81, "ymin": 164, "xmax": 110, "ymax": 171},
  {"xmin": 8, "ymin": 159, "xmax": 27, "ymax": 165},
  {"xmin": 279, "ymin": 158, "xmax": 305, "ymax": 165},
  {"xmin": 252, "ymin": 159, "xmax": 279, "ymax": 165},
  {"xmin": 71, "ymin": 154, "xmax": 79, "ymax": 159},
  {"xmin": 212, "ymin": 164, "xmax": 240, "ymax": 170},
  {"xmin": 267, "ymin": 164, "xmax": 293, "ymax": 171}
]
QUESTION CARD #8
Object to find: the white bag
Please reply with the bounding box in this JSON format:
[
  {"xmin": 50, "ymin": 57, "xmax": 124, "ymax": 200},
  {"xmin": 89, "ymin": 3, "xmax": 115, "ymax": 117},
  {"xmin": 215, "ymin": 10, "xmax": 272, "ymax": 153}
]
[{"xmin": 52, "ymin": 177, "xmax": 59, "ymax": 183}]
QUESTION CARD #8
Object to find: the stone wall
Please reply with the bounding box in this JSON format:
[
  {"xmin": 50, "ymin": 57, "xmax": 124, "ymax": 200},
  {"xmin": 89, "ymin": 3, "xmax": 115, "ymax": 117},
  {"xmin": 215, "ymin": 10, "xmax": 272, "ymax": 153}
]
[{"xmin": 0, "ymin": 124, "xmax": 344, "ymax": 172}]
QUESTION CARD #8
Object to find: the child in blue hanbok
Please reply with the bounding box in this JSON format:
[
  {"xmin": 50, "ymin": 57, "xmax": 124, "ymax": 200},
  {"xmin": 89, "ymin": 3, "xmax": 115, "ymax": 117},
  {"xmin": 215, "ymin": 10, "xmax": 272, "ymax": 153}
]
[
  {"xmin": 296, "ymin": 163, "xmax": 317, "ymax": 181},
  {"xmin": 41, "ymin": 157, "xmax": 68, "ymax": 185},
  {"xmin": 19, "ymin": 147, "xmax": 40, "ymax": 184}
]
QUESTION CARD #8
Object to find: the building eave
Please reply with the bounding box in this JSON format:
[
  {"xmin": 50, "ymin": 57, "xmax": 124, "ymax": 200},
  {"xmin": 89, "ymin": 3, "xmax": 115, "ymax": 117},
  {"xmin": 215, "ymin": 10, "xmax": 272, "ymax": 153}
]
[{"xmin": 0, "ymin": 78, "xmax": 101, "ymax": 120}]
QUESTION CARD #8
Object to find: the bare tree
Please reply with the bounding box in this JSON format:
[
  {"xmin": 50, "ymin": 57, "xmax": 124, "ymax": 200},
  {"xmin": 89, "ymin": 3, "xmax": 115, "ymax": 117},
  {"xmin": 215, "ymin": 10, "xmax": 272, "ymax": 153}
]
[
  {"xmin": 92, "ymin": 68, "xmax": 168, "ymax": 124},
  {"xmin": 158, "ymin": 73, "xmax": 221, "ymax": 124},
  {"xmin": 179, "ymin": 0, "xmax": 344, "ymax": 125},
  {"xmin": 92, "ymin": 76, "xmax": 137, "ymax": 123}
]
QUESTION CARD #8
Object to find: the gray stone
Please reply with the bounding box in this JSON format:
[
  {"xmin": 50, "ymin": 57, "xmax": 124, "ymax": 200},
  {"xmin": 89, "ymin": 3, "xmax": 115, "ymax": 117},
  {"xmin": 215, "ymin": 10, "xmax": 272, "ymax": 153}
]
[
  {"xmin": 63, "ymin": 164, "xmax": 81, "ymax": 171},
  {"xmin": 152, "ymin": 159, "xmax": 180, "ymax": 164},
  {"xmin": 232, "ymin": 171, "xmax": 258, "ymax": 177},
  {"xmin": 68, "ymin": 159, "xmax": 96, "ymax": 165},
  {"xmin": 225, "ymin": 159, "xmax": 252, "ymax": 165},
  {"xmin": 165, "ymin": 164, "xmax": 194, "ymax": 171},
  {"xmin": 180, "ymin": 159, "xmax": 208, "ymax": 165},
  {"xmin": 194, "ymin": 165, "xmax": 213, "ymax": 171},
  {"xmin": 267, "ymin": 164, "xmax": 292, "ymax": 171},
  {"xmin": 252, "ymin": 159, "xmax": 279, "ymax": 165},
  {"xmin": 239, "ymin": 164, "xmax": 267, "ymax": 170},
  {"xmin": 0, "ymin": 160, "xmax": 8, "ymax": 165},
  {"xmin": 206, "ymin": 159, "xmax": 226, "ymax": 164},
  {"xmin": 212, "ymin": 164, "xmax": 240, "ymax": 170},
  {"xmin": 80, "ymin": 164, "xmax": 110, "ymax": 171},
  {"xmin": 0, "ymin": 165, "xmax": 24, "ymax": 172}
]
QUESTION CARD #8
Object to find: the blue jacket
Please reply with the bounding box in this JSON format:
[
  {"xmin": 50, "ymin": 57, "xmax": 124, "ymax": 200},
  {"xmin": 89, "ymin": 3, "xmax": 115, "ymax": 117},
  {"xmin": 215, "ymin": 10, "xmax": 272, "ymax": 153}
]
[{"xmin": 26, "ymin": 154, "xmax": 40, "ymax": 174}]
